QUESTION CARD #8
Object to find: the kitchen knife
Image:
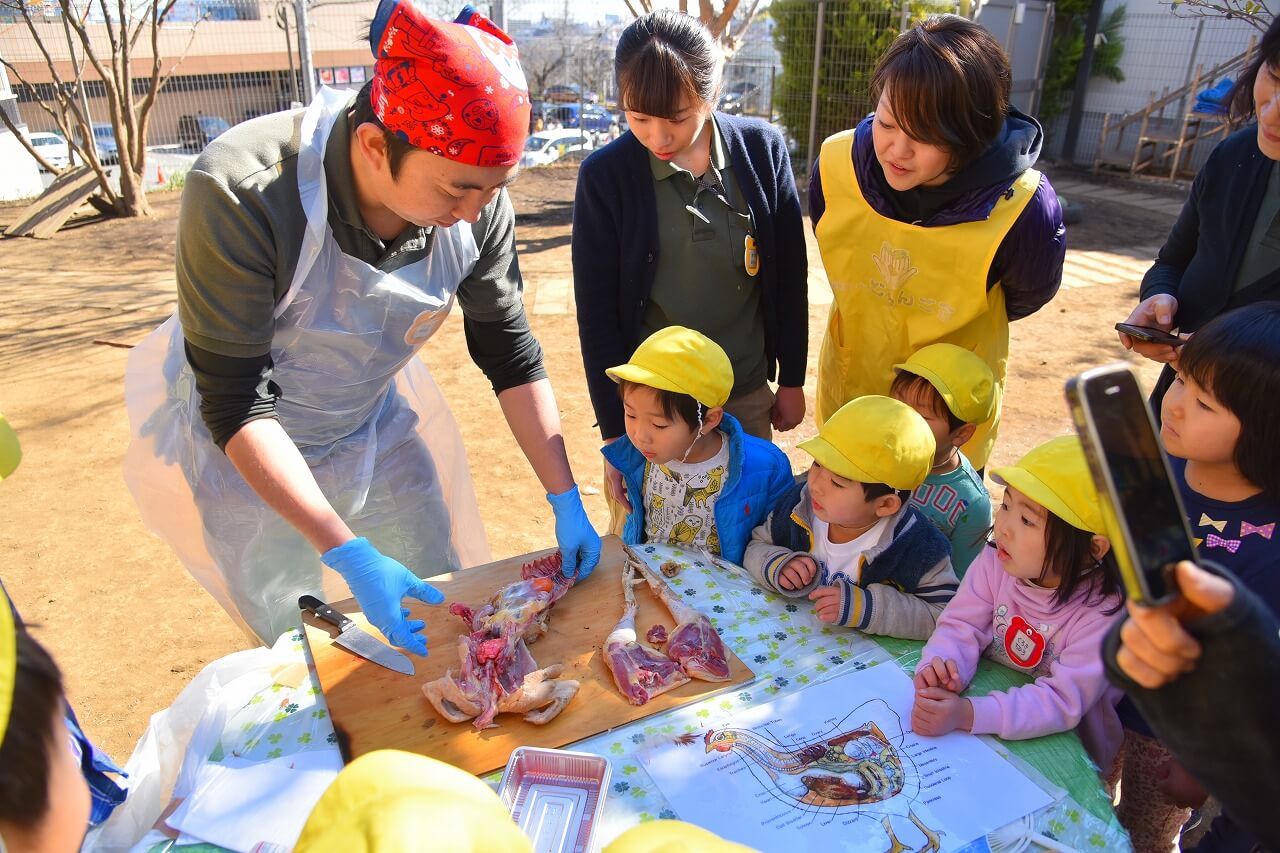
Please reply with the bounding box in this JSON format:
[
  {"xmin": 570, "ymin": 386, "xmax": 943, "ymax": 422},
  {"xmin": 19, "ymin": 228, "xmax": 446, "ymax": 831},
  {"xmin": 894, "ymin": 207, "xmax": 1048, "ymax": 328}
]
[{"xmin": 299, "ymin": 594, "xmax": 415, "ymax": 676}]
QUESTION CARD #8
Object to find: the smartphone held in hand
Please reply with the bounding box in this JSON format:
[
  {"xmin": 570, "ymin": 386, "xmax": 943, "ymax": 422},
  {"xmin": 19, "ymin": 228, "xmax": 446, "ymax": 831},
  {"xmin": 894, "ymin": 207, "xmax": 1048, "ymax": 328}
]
[
  {"xmin": 1066, "ymin": 365, "xmax": 1197, "ymax": 605},
  {"xmin": 1114, "ymin": 322, "xmax": 1185, "ymax": 347}
]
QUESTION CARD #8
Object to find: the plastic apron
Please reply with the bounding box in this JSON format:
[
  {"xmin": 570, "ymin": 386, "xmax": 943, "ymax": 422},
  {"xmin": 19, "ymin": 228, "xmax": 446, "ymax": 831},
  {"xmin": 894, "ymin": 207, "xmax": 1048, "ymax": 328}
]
[
  {"xmin": 813, "ymin": 129, "xmax": 1039, "ymax": 470},
  {"xmin": 124, "ymin": 87, "xmax": 490, "ymax": 644}
]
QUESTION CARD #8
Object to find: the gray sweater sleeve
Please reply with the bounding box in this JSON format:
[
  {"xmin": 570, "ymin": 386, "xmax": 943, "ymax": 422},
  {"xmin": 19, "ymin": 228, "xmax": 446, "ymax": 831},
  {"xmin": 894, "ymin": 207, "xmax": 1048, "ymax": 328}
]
[
  {"xmin": 458, "ymin": 188, "xmax": 547, "ymax": 392},
  {"xmin": 859, "ymin": 555, "xmax": 957, "ymax": 640},
  {"xmin": 176, "ymin": 165, "xmax": 284, "ymax": 358}
]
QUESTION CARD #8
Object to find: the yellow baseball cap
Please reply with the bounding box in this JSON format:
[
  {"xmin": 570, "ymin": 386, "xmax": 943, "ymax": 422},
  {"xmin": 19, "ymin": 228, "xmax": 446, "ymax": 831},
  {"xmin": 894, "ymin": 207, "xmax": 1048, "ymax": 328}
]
[
  {"xmin": 991, "ymin": 435, "xmax": 1104, "ymax": 534},
  {"xmin": 605, "ymin": 820, "xmax": 757, "ymax": 852},
  {"xmin": 894, "ymin": 344, "xmax": 996, "ymax": 425},
  {"xmin": 0, "ymin": 586, "xmax": 14, "ymax": 751},
  {"xmin": 295, "ymin": 750, "xmax": 532, "ymax": 852},
  {"xmin": 798, "ymin": 396, "xmax": 936, "ymax": 491},
  {"xmin": 0, "ymin": 413, "xmax": 20, "ymax": 481},
  {"xmin": 606, "ymin": 326, "xmax": 733, "ymax": 409}
]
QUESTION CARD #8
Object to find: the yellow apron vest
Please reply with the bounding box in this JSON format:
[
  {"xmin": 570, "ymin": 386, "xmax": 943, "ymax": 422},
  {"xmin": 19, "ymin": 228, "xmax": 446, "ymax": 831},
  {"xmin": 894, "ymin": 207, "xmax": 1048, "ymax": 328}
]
[{"xmin": 814, "ymin": 129, "xmax": 1040, "ymax": 470}]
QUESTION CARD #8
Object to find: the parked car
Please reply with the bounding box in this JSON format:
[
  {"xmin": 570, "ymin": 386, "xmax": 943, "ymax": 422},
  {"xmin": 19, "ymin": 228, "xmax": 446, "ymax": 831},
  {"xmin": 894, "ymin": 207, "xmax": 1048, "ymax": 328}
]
[
  {"xmin": 72, "ymin": 122, "xmax": 119, "ymax": 165},
  {"xmin": 178, "ymin": 114, "xmax": 231, "ymax": 151},
  {"xmin": 25, "ymin": 131, "xmax": 71, "ymax": 172},
  {"xmin": 544, "ymin": 84, "xmax": 582, "ymax": 103},
  {"xmin": 520, "ymin": 129, "xmax": 592, "ymax": 167},
  {"xmin": 544, "ymin": 104, "xmax": 619, "ymax": 132}
]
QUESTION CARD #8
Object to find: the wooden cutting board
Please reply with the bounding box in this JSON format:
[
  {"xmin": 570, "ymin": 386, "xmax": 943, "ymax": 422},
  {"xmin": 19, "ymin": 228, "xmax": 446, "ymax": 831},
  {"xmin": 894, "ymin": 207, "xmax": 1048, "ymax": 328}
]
[{"xmin": 303, "ymin": 536, "xmax": 753, "ymax": 776}]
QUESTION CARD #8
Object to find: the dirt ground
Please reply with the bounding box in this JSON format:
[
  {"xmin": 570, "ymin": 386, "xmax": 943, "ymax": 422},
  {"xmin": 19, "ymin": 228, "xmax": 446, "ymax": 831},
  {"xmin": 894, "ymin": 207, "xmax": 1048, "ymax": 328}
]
[{"xmin": 0, "ymin": 163, "xmax": 1173, "ymax": 763}]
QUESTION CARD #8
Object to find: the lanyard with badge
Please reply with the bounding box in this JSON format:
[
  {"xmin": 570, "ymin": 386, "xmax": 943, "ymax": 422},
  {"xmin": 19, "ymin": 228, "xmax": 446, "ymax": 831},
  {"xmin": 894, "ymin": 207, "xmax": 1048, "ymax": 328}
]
[{"xmin": 686, "ymin": 163, "xmax": 761, "ymax": 277}]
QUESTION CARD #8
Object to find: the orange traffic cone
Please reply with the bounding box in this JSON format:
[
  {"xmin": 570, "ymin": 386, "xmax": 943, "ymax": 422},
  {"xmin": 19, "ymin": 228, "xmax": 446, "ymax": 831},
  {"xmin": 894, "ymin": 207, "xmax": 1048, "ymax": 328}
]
[{"xmin": 156, "ymin": 164, "xmax": 165, "ymax": 185}]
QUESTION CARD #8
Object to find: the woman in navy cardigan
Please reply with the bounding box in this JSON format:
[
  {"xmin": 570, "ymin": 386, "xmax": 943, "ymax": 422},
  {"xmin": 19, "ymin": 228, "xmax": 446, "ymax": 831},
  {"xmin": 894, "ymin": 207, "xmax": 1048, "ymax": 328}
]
[
  {"xmin": 1119, "ymin": 15, "xmax": 1280, "ymax": 411},
  {"xmin": 573, "ymin": 10, "xmax": 807, "ymax": 528}
]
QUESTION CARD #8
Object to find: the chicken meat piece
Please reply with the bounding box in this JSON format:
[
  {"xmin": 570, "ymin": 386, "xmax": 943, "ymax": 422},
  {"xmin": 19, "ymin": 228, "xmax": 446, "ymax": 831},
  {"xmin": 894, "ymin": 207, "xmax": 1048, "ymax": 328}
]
[
  {"xmin": 423, "ymin": 635, "xmax": 579, "ymax": 725},
  {"xmin": 604, "ymin": 564, "xmax": 690, "ymax": 705},
  {"xmin": 423, "ymin": 551, "xmax": 580, "ymax": 729},
  {"xmin": 630, "ymin": 551, "xmax": 731, "ymax": 682}
]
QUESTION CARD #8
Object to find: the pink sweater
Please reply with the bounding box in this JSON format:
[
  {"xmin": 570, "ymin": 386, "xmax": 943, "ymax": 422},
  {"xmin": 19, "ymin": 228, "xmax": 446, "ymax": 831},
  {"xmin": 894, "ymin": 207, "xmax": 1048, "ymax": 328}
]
[{"xmin": 918, "ymin": 546, "xmax": 1125, "ymax": 770}]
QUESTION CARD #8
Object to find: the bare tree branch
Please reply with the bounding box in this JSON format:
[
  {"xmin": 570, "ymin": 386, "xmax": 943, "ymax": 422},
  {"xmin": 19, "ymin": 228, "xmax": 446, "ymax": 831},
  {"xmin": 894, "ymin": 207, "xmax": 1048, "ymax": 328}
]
[
  {"xmin": 2, "ymin": 55, "xmax": 115, "ymax": 194},
  {"xmin": 730, "ymin": 0, "xmax": 765, "ymax": 43},
  {"xmin": 1169, "ymin": 0, "xmax": 1272, "ymax": 30},
  {"xmin": 0, "ymin": 87, "xmax": 62, "ymax": 174},
  {"xmin": 710, "ymin": 0, "xmax": 741, "ymax": 38}
]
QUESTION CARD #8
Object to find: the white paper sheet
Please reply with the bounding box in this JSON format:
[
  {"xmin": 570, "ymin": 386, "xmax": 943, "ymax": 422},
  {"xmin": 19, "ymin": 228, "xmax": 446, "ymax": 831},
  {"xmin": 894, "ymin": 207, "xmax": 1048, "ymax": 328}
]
[
  {"xmin": 638, "ymin": 664, "xmax": 1054, "ymax": 852},
  {"xmin": 165, "ymin": 750, "xmax": 342, "ymax": 852}
]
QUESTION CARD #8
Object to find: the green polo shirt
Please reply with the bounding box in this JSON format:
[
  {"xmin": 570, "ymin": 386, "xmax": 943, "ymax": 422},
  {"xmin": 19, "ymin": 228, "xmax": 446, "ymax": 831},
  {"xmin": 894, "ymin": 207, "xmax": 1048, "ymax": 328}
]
[
  {"xmin": 1234, "ymin": 164, "xmax": 1280, "ymax": 293},
  {"xmin": 641, "ymin": 117, "xmax": 766, "ymax": 397}
]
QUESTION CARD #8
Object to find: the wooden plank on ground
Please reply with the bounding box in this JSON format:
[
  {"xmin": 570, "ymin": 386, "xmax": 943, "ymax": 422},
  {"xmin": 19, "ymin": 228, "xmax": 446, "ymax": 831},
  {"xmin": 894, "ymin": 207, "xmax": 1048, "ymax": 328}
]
[{"xmin": 4, "ymin": 167, "xmax": 100, "ymax": 239}]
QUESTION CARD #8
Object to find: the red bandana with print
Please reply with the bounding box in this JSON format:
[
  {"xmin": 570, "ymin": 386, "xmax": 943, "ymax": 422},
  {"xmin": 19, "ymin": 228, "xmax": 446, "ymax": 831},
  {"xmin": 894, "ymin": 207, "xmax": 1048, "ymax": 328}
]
[{"xmin": 369, "ymin": 2, "xmax": 530, "ymax": 167}]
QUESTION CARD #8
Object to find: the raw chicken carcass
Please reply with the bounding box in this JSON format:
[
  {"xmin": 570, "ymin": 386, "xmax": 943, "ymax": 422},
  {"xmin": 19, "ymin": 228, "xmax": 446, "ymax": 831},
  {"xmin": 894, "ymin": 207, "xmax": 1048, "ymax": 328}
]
[
  {"xmin": 630, "ymin": 552, "xmax": 731, "ymax": 682},
  {"xmin": 604, "ymin": 563, "xmax": 690, "ymax": 705},
  {"xmin": 423, "ymin": 551, "xmax": 580, "ymax": 729}
]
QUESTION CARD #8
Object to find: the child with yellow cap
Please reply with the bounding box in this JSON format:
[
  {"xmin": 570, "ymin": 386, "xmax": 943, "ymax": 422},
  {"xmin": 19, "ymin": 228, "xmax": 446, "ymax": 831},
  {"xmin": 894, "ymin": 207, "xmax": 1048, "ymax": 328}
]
[
  {"xmin": 744, "ymin": 396, "xmax": 959, "ymax": 640},
  {"xmin": 0, "ymin": 414, "xmax": 125, "ymax": 846},
  {"xmin": 912, "ymin": 436, "xmax": 1126, "ymax": 771},
  {"xmin": 0, "ymin": 588, "xmax": 95, "ymax": 853},
  {"xmin": 602, "ymin": 327, "xmax": 794, "ymax": 564},
  {"xmin": 889, "ymin": 343, "xmax": 996, "ymax": 575}
]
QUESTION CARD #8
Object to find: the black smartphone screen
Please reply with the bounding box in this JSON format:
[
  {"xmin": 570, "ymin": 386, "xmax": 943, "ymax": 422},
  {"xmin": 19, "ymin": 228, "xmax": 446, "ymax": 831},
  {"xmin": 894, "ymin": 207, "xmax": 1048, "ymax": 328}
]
[{"xmin": 1084, "ymin": 373, "xmax": 1195, "ymax": 601}]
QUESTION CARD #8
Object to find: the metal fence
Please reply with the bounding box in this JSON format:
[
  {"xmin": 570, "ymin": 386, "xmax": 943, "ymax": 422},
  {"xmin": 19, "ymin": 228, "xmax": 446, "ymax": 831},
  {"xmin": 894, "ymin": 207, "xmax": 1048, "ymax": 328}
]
[
  {"xmin": 0, "ymin": 0, "xmax": 1052, "ymax": 185},
  {"xmin": 1042, "ymin": 11, "xmax": 1258, "ymax": 168}
]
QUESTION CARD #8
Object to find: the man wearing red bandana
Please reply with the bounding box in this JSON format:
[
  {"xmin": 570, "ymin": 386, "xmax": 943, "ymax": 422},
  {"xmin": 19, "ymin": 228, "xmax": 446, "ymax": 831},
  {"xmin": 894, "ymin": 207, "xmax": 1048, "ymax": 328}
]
[{"xmin": 123, "ymin": 1, "xmax": 601, "ymax": 653}]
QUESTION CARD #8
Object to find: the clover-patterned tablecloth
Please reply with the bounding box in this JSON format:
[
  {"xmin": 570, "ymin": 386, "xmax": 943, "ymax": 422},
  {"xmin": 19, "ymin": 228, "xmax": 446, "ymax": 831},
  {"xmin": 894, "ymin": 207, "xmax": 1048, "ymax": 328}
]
[{"xmin": 142, "ymin": 544, "xmax": 1130, "ymax": 852}]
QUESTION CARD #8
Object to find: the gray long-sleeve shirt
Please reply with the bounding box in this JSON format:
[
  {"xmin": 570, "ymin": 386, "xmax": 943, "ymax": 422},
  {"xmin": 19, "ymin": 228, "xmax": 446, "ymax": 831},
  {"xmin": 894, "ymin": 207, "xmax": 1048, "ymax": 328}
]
[{"xmin": 176, "ymin": 96, "xmax": 544, "ymax": 448}]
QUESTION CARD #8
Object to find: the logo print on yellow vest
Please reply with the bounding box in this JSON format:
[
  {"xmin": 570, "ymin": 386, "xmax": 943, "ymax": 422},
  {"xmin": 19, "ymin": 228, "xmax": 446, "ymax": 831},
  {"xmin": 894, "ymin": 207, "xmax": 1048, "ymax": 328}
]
[
  {"xmin": 870, "ymin": 242, "xmax": 917, "ymax": 303},
  {"xmin": 864, "ymin": 243, "xmax": 956, "ymax": 321}
]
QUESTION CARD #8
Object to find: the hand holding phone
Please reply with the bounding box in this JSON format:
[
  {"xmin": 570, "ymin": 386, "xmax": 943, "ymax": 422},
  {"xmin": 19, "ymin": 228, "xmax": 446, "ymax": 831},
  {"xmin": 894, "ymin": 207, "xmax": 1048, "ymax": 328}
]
[
  {"xmin": 1118, "ymin": 295, "xmax": 1182, "ymax": 363},
  {"xmin": 1114, "ymin": 323, "xmax": 1186, "ymax": 347},
  {"xmin": 1066, "ymin": 364, "xmax": 1197, "ymax": 605},
  {"xmin": 1115, "ymin": 560, "xmax": 1235, "ymax": 688}
]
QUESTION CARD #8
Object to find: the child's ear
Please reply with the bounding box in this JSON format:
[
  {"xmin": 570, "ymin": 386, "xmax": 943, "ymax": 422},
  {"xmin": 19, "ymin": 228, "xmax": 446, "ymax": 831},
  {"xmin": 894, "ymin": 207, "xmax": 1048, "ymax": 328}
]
[
  {"xmin": 701, "ymin": 406, "xmax": 724, "ymax": 433},
  {"xmin": 873, "ymin": 493, "xmax": 903, "ymax": 518},
  {"xmin": 951, "ymin": 422, "xmax": 978, "ymax": 448},
  {"xmin": 1090, "ymin": 535, "xmax": 1111, "ymax": 561}
]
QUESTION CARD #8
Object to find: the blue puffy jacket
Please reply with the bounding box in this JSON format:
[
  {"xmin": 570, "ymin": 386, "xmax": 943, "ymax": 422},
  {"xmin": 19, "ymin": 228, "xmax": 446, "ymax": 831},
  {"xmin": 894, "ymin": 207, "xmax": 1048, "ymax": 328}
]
[{"xmin": 601, "ymin": 412, "xmax": 795, "ymax": 565}]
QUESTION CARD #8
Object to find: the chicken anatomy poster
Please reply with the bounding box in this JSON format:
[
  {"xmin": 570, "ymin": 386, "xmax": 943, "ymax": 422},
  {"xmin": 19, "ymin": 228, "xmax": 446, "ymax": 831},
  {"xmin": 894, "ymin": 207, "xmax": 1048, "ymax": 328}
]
[{"xmin": 638, "ymin": 664, "xmax": 1053, "ymax": 852}]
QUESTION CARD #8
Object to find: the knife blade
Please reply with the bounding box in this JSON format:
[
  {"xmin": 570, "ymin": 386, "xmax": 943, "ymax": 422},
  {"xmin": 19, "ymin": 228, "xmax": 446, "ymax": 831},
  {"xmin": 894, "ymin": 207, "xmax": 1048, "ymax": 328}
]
[{"xmin": 299, "ymin": 594, "xmax": 415, "ymax": 676}]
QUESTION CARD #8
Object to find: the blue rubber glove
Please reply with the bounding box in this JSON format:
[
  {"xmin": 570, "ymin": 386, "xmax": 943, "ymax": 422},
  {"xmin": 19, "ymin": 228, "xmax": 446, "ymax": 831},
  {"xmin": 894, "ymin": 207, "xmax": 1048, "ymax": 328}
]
[
  {"xmin": 320, "ymin": 537, "xmax": 444, "ymax": 656},
  {"xmin": 546, "ymin": 485, "xmax": 602, "ymax": 580}
]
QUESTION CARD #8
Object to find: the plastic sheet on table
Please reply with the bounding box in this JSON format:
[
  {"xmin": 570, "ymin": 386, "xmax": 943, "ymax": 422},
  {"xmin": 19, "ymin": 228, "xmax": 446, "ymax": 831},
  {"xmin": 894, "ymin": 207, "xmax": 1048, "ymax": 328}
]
[
  {"xmin": 86, "ymin": 630, "xmax": 341, "ymax": 853},
  {"xmin": 587, "ymin": 544, "xmax": 1131, "ymax": 852}
]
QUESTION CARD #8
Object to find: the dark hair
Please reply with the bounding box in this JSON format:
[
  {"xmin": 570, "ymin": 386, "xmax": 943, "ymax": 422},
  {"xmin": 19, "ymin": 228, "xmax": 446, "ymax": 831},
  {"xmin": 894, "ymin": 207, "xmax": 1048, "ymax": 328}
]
[
  {"xmin": 0, "ymin": 628, "xmax": 66, "ymax": 827},
  {"xmin": 1228, "ymin": 16, "xmax": 1280, "ymax": 123},
  {"xmin": 1041, "ymin": 513, "xmax": 1123, "ymax": 613},
  {"xmin": 870, "ymin": 15, "xmax": 1010, "ymax": 171},
  {"xmin": 861, "ymin": 481, "xmax": 913, "ymax": 506},
  {"xmin": 350, "ymin": 79, "xmax": 418, "ymax": 179},
  {"xmin": 1174, "ymin": 301, "xmax": 1280, "ymax": 503},
  {"xmin": 617, "ymin": 379, "xmax": 703, "ymax": 428},
  {"xmin": 615, "ymin": 10, "xmax": 722, "ymax": 119},
  {"xmin": 890, "ymin": 370, "xmax": 967, "ymax": 432}
]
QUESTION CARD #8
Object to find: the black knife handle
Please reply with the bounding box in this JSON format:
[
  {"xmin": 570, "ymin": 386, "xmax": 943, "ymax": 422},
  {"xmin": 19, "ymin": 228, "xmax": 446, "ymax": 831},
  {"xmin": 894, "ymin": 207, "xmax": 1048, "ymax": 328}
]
[{"xmin": 299, "ymin": 595, "xmax": 353, "ymax": 631}]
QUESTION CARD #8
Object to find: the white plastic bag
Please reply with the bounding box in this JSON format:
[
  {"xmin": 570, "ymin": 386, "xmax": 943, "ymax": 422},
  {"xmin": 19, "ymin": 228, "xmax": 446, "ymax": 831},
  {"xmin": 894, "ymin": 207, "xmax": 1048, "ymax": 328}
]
[{"xmin": 83, "ymin": 646, "xmax": 280, "ymax": 852}]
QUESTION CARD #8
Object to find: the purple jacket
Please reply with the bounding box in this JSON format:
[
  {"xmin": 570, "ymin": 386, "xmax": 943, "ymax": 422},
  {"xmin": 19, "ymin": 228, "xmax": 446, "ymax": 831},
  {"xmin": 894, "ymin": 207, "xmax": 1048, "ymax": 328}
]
[{"xmin": 810, "ymin": 113, "xmax": 1065, "ymax": 321}]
